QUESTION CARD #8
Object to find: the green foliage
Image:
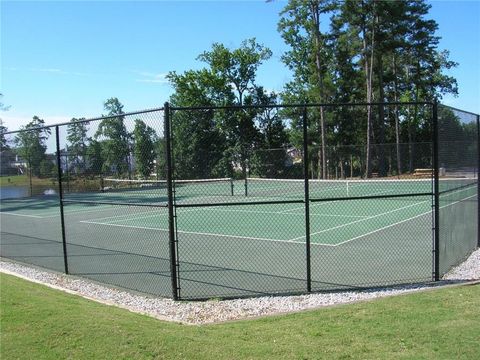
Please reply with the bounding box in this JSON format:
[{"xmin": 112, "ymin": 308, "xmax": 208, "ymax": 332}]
[
  {"xmin": 85, "ymin": 139, "xmax": 104, "ymax": 176},
  {"xmin": 14, "ymin": 116, "xmax": 51, "ymax": 177},
  {"xmin": 39, "ymin": 158, "xmax": 56, "ymax": 178},
  {"xmin": 133, "ymin": 119, "xmax": 157, "ymax": 179},
  {"xmin": 95, "ymin": 98, "xmax": 131, "ymax": 177},
  {"xmin": 0, "ymin": 120, "xmax": 8, "ymax": 151},
  {"xmin": 198, "ymin": 38, "xmax": 272, "ymax": 105},
  {"xmin": 67, "ymin": 118, "xmax": 89, "ymax": 175},
  {"xmin": 276, "ymin": 0, "xmax": 460, "ymax": 178},
  {"xmin": 167, "ymin": 39, "xmax": 282, "ymax": 180}
]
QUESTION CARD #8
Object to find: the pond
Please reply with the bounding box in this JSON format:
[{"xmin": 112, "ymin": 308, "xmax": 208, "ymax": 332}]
[{"xmin": 0, "ymin": 185, "xmax": 57, "ymax": 200}]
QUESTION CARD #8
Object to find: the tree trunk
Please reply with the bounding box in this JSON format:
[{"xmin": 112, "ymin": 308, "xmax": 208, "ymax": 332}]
[
  {"xmin": 320, "ymin": 107, "xmax": 326, "ymax": 179},
  {"xmin": 377, "ymin": 54, "xmax": 386, "ymax": 177},
  {"xmin": 312, "ymin": 2, "xmax": 326, "ymax": 179},
  {"xmin": 392, "ymin": 53, "xmax": 402, "ymax": 176},
  {"xmin": 362, "ymin": 5, "xmax": 375, "ymax": 178}
]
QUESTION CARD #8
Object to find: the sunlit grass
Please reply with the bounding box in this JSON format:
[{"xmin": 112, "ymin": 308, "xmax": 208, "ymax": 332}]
[{"xmin": 1, "ymin": 273, "xmax": 479, "ymax": 359}]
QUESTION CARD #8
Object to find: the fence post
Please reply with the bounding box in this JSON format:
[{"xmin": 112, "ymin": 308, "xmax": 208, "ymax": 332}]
[
  {"xmin": 477, "ymin": 114, "xmax": 480, "ymax": 248},
  {"xmin": 28, "ymin": 155, "xmax": 33, "ymax": 197},
  {"xmin": 55, "ymin": 126, "xmax": 69, "ymax": 274},
  {"xmin": 303, "ymin": 106, "xmax": 312, "ymax": 292},
  {"xmin": 164, "ymin": 102, "xmax": 179, "ymax": 300},
  {"xmin": 432, "ymin": 101, "xmax": 440, "ymax": 281}
]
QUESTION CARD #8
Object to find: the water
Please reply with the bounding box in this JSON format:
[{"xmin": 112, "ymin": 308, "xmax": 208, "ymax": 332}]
[{"xmin": 0, "ymin": 185, "xmax": 57, "ymax": 200}]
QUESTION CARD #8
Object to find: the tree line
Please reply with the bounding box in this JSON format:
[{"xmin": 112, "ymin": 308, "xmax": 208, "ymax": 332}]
[
  {"xmin": 1, "ymin": 0, "xmax": 477, "ymax": 181},
  {"xmin": 1, "ymin": 98, "xmax": 161, "ymax": 180}
]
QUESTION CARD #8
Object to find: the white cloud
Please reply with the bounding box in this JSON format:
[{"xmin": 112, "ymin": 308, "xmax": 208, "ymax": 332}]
[
  {"xmin": 1, "ymin": 114, "xmax": 71, "ymax": 132},
  {"xmin": 133, "ymin": 71, "xmax": 169, "ymax": 84},
  {"xmin": 8, "ymin": 67, "xmax": 92, "ymax": 77},
  {"xmin": 29, "ymin": 68, "xmax": 63, "ymax": 73}
]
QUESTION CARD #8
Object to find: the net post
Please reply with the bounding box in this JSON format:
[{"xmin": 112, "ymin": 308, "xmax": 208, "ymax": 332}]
[
  {"xmin": 164, "ymin": 102, "xmax": 179, "ymax": 300},
  {"xmin": 303, "ymin": 106, "xmax": 312, "ymax": 293},
  {"xmin": 28, "ymin": 155, "xmax": 33, "ymax": 196},
  {"xmin": 433, "ymin": 101, "xmax": 440, "ymax": 281},
  {"xmin": 244, "ymin": 158, "xmax": 248, "ymax": 197},
  {"xmin": 230, "ymin": 178, "xmax": 234, "ymax": 196},
  {"xmin": 65, "ymin": 144, "xmax": 70, "ymax": 193},
  {"xmin": 477, "ymin": 114, "xmax": 480, "ymax": 248},
  {"xmin": 55, "ymin": 126, "xmax": 69, "ymax": 274}
]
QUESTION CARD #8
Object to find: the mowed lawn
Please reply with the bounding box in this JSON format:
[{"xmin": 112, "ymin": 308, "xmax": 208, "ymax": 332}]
[{"xmin": 1, "ymin": 273, "xmax": 479, "ymax": 360}]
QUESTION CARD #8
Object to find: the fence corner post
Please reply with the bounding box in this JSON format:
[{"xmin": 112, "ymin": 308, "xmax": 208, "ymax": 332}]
[
  {"xmin": 433, "ymin": 101, "xmax": 440, "ymax": 281},
  {"xmin": 477, "ymin": 114, "xmax": 480, "ymax": 248},
  {"xmin": 303, "ymin": 106, "xmax": 312, "ymax": 292},
  {"xmin": 55, "ymin": 125, "xmax": 69, "ymax": 274},
  {"xmin": 164, "ymin": 102, "xmax": 179, "ymax": 300}
]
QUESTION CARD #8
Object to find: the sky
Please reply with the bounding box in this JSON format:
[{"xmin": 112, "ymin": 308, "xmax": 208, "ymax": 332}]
[{"xmin": 1, "ymin": 0, "xmax": 479, "ymax": 132}]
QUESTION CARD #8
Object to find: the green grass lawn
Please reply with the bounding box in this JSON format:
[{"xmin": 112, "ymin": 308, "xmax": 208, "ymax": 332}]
[
  {"xmin": 1, "ymin": 273, "xmax": 479, "ymax": 360},
  {"xmin": 0, "ymin": 174, "xmax": 55, "ymax": 187}
]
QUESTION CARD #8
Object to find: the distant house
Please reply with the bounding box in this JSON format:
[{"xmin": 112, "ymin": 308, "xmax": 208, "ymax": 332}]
[
  {"xmin": 286, "ymin": 147, "xmax": 302, "ymax": 164},
  {"xmin": 0, "ymin": 151, "xmax": 24, "ymax": 175}
]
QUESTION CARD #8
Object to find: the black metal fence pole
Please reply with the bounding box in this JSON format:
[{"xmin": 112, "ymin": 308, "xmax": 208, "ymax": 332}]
[
  {"xmin": 477, "ymin": 114, "xmax": 480, "ymax": 248},
  {"xmin": 55, "ymin": 126, "xmax": 69, "ymax": 274},
  {"xmin": 28, "ymin": 156, "xmax": 33, "ymax": 196},
  {"xmin": 432, "ymin": 102, "xmax": 440, "ymax": 281},
  {"xmin": 303, "ymin": 106, "xmax": 312, "ymax": 292},
  {"xmin": 164, "ymin": 102, "xmax": 179, "ymax": 300}
]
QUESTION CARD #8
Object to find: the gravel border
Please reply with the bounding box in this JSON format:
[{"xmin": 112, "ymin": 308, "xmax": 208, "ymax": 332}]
[{"xmin": 1, "ymin": 248, "xmax": 479, "ymax": 325}]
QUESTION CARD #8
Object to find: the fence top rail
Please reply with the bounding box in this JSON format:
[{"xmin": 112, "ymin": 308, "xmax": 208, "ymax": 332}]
[
  {"xmin": 3, "ymin": 106, "xmax": 165, "ymax": 135},
  {"xmin": 2, "ymin": 100, "xmax": 441, "ymax": 135},
  {"xmin": 170, "ymin": 101, "xmax": 434, "ymax": 111},
  {"xmin": 439, "ymin": 104, "xmax": 480, "ymax": 117},
  {"xmin": 247, "ymin": 177, "xmax": 476, "ymax": 185}
]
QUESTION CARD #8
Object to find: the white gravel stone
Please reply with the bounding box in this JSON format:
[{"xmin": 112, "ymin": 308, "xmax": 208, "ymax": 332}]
[{"xmin": 1, "ymin": 248, "xmax": 478, "ymax": 325}]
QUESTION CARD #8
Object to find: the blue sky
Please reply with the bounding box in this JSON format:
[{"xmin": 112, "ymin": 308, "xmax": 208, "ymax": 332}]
[{"xmin": 1, "ymin": 0, "xmax": 479, "ymax": 131}]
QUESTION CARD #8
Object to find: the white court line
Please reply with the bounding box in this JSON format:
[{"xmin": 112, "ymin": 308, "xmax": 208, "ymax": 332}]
[
  {"xmin": 0, "ymin": 204, "xmax": 128, "ymax": 219},
  {"xmin": 76, "ymin": 209, "xmax": 166, "ymax": 222},
  {"xmin": 290, "ymin": 199, "xmax": 429, "ymax": 241},
  {"xmin": 79, "ymin": 220, "xmax": 304, "ymax": 245},
  {"xmin": 0, "ymin": 212, "xmax": 43, "ymax": 218},
  {"xmin": 88, "ymin": 205, "xmax": 368, "ymax": 224},
  {"xmin": 330, "ymin": 193, "xmax": 478, "ymax": 247},
  {"xmin": 77, "ymin": 192, "xmax": 477, "ymax": 248},
  {"xmin": 279, "ymin": 189, "xmax": 396, "ymax": 214},
  {"xmin": 290, "ymin": 185, "xmax": 475, "ymax": 241},
  {"xmin": 39, "ymin": 206, "xmax": 123, "ymax": 218},
  {"xmin": 89, "ymin": 207, "xmax": 202, "ymax": 224},
  {"xmin": 189, "ymin": 207, "xmax": 367, "ymax": 218}
]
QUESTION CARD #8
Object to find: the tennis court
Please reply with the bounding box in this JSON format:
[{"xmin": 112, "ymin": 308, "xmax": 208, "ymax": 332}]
[{"xmin": 1, "ymin": 177, "xmax": 476, "ymax": 299}]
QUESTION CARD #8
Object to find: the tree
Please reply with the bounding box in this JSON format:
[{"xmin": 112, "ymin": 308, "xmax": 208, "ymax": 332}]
[
  {"xmin": 0, "ymin": 94, "xmax": 10, "ymax": 152},
  {"xmin": 15, "ymin": 116, "xmax": 51, "ymax": 177},
  {"xmin": 0, "ymin": 119, "xmax": 8, "ymax": 152},
  {"xmin": 167, "ymin": 69, "xmax": 231, "ymax": 179},
  {"xmin": 278, "ymin": 0, "xmax": 336, "ymax": 179},
  {"xmin": 95, "ymin": 98, "xmax": 131, "ymax": 177},
  {"xmin": 197, "ymin": 39, "xmax": 272, "ymax": 179},
  {"xmin": 67, "ymin": 118, "xmax": 89, "ymax": 174},
  {"xmin": 197, "ymin": 39, "xmax": 272, "ymax": 106},
  {"xmin": 327, "ymin": 0, "xmax": 458, "ymax": 176},
  {"xmin": 249, "ymin": 90, "xmax": 290, "ymax": 178},
  {"xmin": 133, "ymin": 119, "xmax": 157, "ymax": 179},
  {"xmin": 167, "ymin": 39, "xmax": 274, "ymax": 179},
  {"xmin": 85, "ymin": 139, "xmax": 104, "ymax": 176}
]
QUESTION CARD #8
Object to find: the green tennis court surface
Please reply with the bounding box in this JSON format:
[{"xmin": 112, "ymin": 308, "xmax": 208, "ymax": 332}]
[
  {"xmin": 1, "ymin": 179, "xmax": 477, "ymax": 299},
  {"xmin": 80, "ymin": 198, "xmax": 434, "ymax": 246}
]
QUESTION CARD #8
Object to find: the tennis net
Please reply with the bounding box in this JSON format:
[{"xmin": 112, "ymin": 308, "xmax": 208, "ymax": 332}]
[
  {"xmin": 103, "ymin": 177, "xmax": 234, "ymax": 198},
  {"xmin": 245, "ymin": 177, "xmax": 477, "ymax": 200}
]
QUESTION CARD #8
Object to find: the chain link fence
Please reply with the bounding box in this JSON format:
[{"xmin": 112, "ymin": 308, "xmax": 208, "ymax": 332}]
[{"xmin": 1, "ymin": 102, "xmax": 478, "ymax": 300}]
